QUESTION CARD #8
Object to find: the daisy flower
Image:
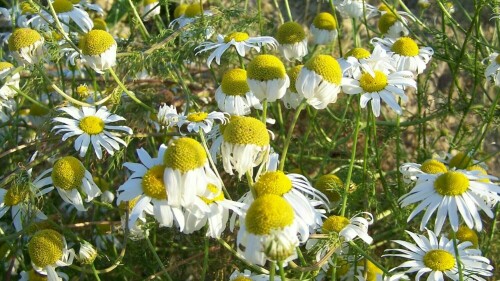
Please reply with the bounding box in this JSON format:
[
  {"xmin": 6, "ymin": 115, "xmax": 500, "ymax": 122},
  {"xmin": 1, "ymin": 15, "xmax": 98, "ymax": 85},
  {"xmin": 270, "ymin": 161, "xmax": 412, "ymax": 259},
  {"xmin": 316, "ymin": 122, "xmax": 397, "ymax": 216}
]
[
  {"xmin": 295, "ymin": 55, "xmax": 343, "ymax": 109},
  {"xmin": 311, "ymin": 12, "xmax": 338, "ymax": 45},
  {"xmin": 321, "ymin": 213, "xmax": 374, "ymax": 245},
  {"xmin": 237, "ymin": 194, "xmax": 299, "ymax": 265},
  {"xmin": 215, "ymin": 68, "xmax": 261, "ymax": 115},
  {"xmin": 156, "ymin": 103, "xmax": 179, "ymax": 128},
  {"xmin": 195, "ymin": 32, "xmax": 277, "ymax": 66},
  {"xmin": 335, "ymin": 0, "xmax": 378, "ymax": 19},
  {"xmin": 142, "ymin": 0, "xmax": 160, "ymax": 21},
  {"xmin": 175, "ymin": 111, "xmax": 228, "ymax": 134},
  {"xmin": 246, "ymin": 54, "xmax": 290, "ymax": 102},
  {"xmin": 221, "ymin": 116, "xmax": 271, "ymax": 178},
  {"xmin": 282, "ymin": 65, "xmax": 304, "ymax": 109},
  {"xmin": 117, "ymin": 145, "xmax": 185, "ymax": 229},
  {"xmin": 79, "ymin": 29, "xmax": 117, "ymax": 74},
  {"xmin": 342, "ymin": 67, "xmax": 416, "ymax": 117},
  {"xmin": 52, "ymin": 106, "xmax": 132, "ymax": 159},
  {"xmin": 276, "ymin": 21, "xmax": 308, "ymax": 61},
  {"xmin": 43, "ymin": 0, "xmax": 94, "ymax": 33},
  {"xmin": 340, "ymin": 45, "xmax": 395, "ymax": 79},
  {"xmin": 377, "ymin": 10, "xmax": 412, "ymax": 38},
  {"xmin": 372, "ymin": 37, "xmax": 434, "ymax": 74},
  {"xmin": 28, "ymin": 229, "xmax": 76, "ymax": 280},
  {"xmin": 163, "ymin": 137, "xmax": 216, "ymax": 208},
  {"xmin": 0, "ymin": 62, "xmax": 20, "ymax": 102},
  {"xmin": 168, "ymin": 3, "xmax": 211, "ymax": 29},
  {"xmin": 384, "ymin": 229, "xmax": 493, "ymax": 280},
  {"xmin": 40, "ymin": 156, "xmax": 102, "ymax": 211},
  {"xmin": 19, "ymin": 269, "xmax": 68, "ymax": 281},
  {"xmin": 78, "ymin": 241, "xmax": 97, "ymax": 264},
  {"xmin": 8, "ymin": 27, "xmax": 44, "ymax": 66},
  {"xmin": 399, "ymin": 158, "xmax": 448, "ymax": 183},
  {"xmin": 484, "ymin": 52, "xmax": 500, "ymax": 85},
  {"xmin": 399, "ymin": 169, "xmax": 500, "ymax": 234}
]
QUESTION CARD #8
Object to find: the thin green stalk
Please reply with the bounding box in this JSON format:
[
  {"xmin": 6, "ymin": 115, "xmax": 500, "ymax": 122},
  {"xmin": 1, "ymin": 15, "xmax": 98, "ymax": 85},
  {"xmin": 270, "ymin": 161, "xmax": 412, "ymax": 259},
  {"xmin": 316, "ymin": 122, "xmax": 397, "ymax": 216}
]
[
  {"xmin": 348, "ymin": 242, "xmax": 391, "ymax": 276},
  {"xmin": 257, "ymin": 0, "xmax": 263, "ymax": 35},
  {"xmin": 278, "ymin": 260, "xmax": 287, "ymax": 281},
  {"xmin": 483, "ymin": 204, "xmax": 499, "ymax": 255},
  {"xmin": 395, "ymin": 111, "xmax": 402, "ymax": 193},
  {"xmin": 9, "ymin": 86, "xmax": 50, "ymax": 111},
  {"xmin": 269, "ymin": 261, "xmax": 276, "ymax": 281},
  {"xmin": 352, "ymin": 18, "xmax": 359, "ymax": 47},
  {"xmin": 126, "ymin": 0, "xmax": 150, "ymax": 40},
  {"xmin": 272, "ymin": 0, "xmax": 285, "ymax": 24},
  {"xmin": 146, "ymin": 236, "xmax": 173, "ymax": 281},
  {"xmin": 330, "ymin": 0, "xmax": 343, "ymax": 56},
  {"xmin": 91, "ymin": 264, "xmax": 101, "ymax": 281},
  {"xmin": 469, "ymin": 90, "xmax": 500, "ymax": 156},
  {"xmin": 283, "ymin": 0, "xmax": 293, "ymax": 21},
  {"xmin": 330, "ymin": 255, "xmax": 338, "ymax": 281},
  {"xmin": 261, "ymin": 100, "xmax": 268, "ymax": 123},
  {"xmin": 450, "ymin": 231, "xmax": 464, "ymax": 281},
  {"xmin": 108, "ymin": 68, "xmax": 154, "ymax": 112},
  {"xmin": 201, "ymin": 236, "xmax": 209, "ymax": 281},
  {"xmin": 279, "ymin": 101, "xmax": 306, "ymax": 171},
  {"xmin": 246, "ymin": 171, "xmax": 256, "ymax": 199},
  {"xmin": 43, "ymin": 0, "xmax": 81, "ymax": 53}
]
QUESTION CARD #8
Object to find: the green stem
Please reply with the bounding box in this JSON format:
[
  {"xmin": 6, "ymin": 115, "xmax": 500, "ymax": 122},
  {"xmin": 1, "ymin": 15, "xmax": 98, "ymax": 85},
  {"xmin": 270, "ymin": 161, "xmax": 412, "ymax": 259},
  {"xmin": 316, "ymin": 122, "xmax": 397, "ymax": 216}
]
[
  {"xmin": 108, "ymin": 68, "xmax": 154, "ymax": 112},
  {"xmin": 257, "ymin": 0, "xmax": 263, "ymax": 35},
  {"xmin": 126, "ymin": 0, "xmax": 150, "ymax": 40},
  {"xmin": 261, "ymin": 99, "xmax": 268, "ymax": 124},
  {"xmin": 246, "ymin": 171, "xmax": 256, "ymax": 199},
  {"xmin": 279, "ymin": 101, "xmax": 306, "ymax": 171},
  {"xmin": 450, "ymin": 231, "xmax": 464, "ymax": 281},
  {"xmin": 146, "ymin": 236, "xmax": 173, "ymax": 281},
  {"xmin": 201, "ymin": 236, "xmax": 209, "ymax": 281},
  {"xmin": 9, "ymin": 86, "xmax": 50, "ymax": 111},
  {"xmin": 483, "ymin": 204, "xmax": 499, "ymax": 255},
  {"xmin": 278, "ymin": 260, "xmax": 287, "ymax": 281},
  {"xmin": 91, "ymin": 264, "xmax": 101, "ymax": 281},
  {"xmin": 283, "ymin": 0, "xmax": 293, "ymax": 21},
  {"xmin": 269, "ymin": 261, "xmax": 276, "ymax": 281},
  {"xmin": 348, "ymin": 242, "xmax": 390, "ymax": 276}
]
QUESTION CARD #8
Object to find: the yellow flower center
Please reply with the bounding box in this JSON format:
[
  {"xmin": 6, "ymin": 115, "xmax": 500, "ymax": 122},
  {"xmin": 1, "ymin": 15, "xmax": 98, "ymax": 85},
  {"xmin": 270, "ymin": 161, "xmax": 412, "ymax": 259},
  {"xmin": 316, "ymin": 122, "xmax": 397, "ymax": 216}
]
[
  {"xmin": 452, "ymin": 226, "xmax": 479, "ymax": 248},
  {"xmin": 92, "ymin": 18, "xmax": 107, "ymax": 31},
  {"xmin": 20, "ymin": 2, "xmax": 37, "ymax": 14},
  {"xmin": 247, "ymin": 54, "xmax": 286, "ymax": 81},
  {"xmin": 421, "ymin": 159, "xmax": 447, "ymax": 174},
  {"xmin": 287, "ymin": 65, "xmax": 303, "ymax": 93},
  {"xmin": 223, "ymin": 116, "xmax": 269, "ymax": 146},
  {"xmin": 144, "ymin": 0, "xmax": 158, "ymax": 5},
  {"xmin": 315, "ymin": 174, "xmax": 342, "ymax": 202},
  {"xmin": 331, "ymin": 258, "xmax": 350, "ymax": 277},
  {"xmin": 221, "ymin": 68, "xmax": 250, "ymax": 96},
  {"xmin": 79, "ymin": 116, "xmax": 105, "ymax": 135},
  {"xmin": 245, "ymin": 194, "xmax": 294, "ymax": 235},
  {"xmin": 141, "ymin": 165, "xmax": 167, "ymax": 200},
  {"xmin": 0, "ymin": 62, "xmax": 14, "ymax": 72},
  {"xmin": 28, "ymin": 229, "xmax": 64, "ymax": 268},
  {"xmin": 391, "ymin": 37, "xmax": 419, "ymax": 57},
  {"xmin": 495, "ymin": 54, "xmax": 500, "ymax": 65},
  {"xmin": 224, "ymin": 32, "xmax": 250, "ymax": 43},
  {"xmin": 184, "ymin": 3, "xmax": 202, "ymax": 18},
  {"xmin": 119, "ymin": 196, "xmax": 140, "ymax": 211},
  {"xmin": 51, "ymin": 156, "xmax": 85, "ymax": 191},
  {"xmin": 254, "ymin": 171, "xmax": 292, "ymax": 197},
  {"xmin": 81, "ymin": 30, "xmax": 116, "ymax": 56},
  {"xmin": 423, "ymin": 249, "xmax": 455, "ymax": 271},
  {"xmin": 276, "ymin": 21, "xmax": 306, "ymax": 44},
  {"xmin": 200, "ymin": 184, "xmax": 224, "ymax": 204},
  {"xmin": 344, "ymin": 47, "xmax": 371, "ymax": 59},
  {"xmin": 76, "ymin": 84, "xmax": 90, "ymax": 97},
  {"xmin": 433, "ymin": 171, "xmax": 469, "ymax": 196},
  {"xmin": 8, "ymin": 28, "xmax": 42, "ymax": 51},
  {"xmin": 467, "ymin": 165, "xmax": 489, "ymax": 183},
  {"xmin": 378, "ymin": 13, "xmax": 397, "ymax": 34},
  {"xmin": 322, "ymin": 215, "xmax": 349, "ymax": 233},
  {"xmin": 378, "ymin": 4, "xmax": 390, "ymax": 12},
  {"xmin": 163, "ymin": 138, "xmax": 207, "ymax": 173},
  {"xmin": 29, "ymin": 104, "xmax": 49, "ymax": 116},
  {"xmin": 449, "ymin": 152, "xmax": 472, "ymax": 169},
  {"xmin": 313, "ymin": 12, "xmax": 337, "ymax": 30},
  {"xmin": 174, "ymin": 4, "xmax": 189, "ymax": 18},
  {"xmin": 3, "ymin": 184, "xmax": 31, "ymax": 206},
  {"xmin": 27, "ymin": 269, "xmax": 48, "ymax": 281},
  {"xmin": 359, "ymin": 71, "xmax": 388, "ymax": 93},
  {"xmin": 186, "ymin": 112, "xmax": 208, "ymax": 122},
  {"xmin": 52, "ymin": 0, "xmax": 74, "ymax": 13},
  {"xmin": 365, "ymin": 260, "xmax": 383, "ymax": 281},
  {"xmin": 232, "ymin": 277, "xmax": 252, "ymax": 281},
  {"xmin": 304, "ymin": 55, "xmax": 342, "ymax": 85}
]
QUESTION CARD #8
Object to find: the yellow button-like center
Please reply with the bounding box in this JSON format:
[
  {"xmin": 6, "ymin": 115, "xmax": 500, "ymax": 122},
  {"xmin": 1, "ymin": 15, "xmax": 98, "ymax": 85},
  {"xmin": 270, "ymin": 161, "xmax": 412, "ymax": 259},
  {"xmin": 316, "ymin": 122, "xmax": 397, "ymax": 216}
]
[
  {"xmin": 304, "ymin": 55, "xmax": 342, "ymax": 85},
  {"xmin": 345, "ymin": 47, "xmax": 371, "ymax": 59},
  {"xmin": 52, "ymin": 0, "xmax": 74, "ymax": 13},
  {"xmin": 232, "ymin": 277, "xmax": 252, "ymax": 281},
  {"xmin": 21, "ymin": 2, "xmax": 37, "ymax": 14},
  {"xmin": 287, "ymin": 65, "xmax": 303, "ymax": 93},
  {"xmin": 378, "ymin": 13, "xmax": 397, "ymax": 34},
  {"xmin": 449, "ymin": 152, "xmax": 472, "ymax": 169},
  {"xmin": 186, "ymin": 112, "xmax": 208, "ymax": 122},
  {"xmin": 28, "ymin": 269, "xmax": 48, "ymax": 281},
  {"xmin": 453, "ymin": 226, "xmax": 479, "ymax": 248},
  {"xmin": 163, "ymin": 138, "xmax": 207, "ymax": 173},
  {"xmin": 200, "ymin": 184, "xmax": 224, "ymax": 204},
  {"xmin": 28, "ymin": 229, "xmax": 64, "ymax": 268},
  {"xmin": 92, "ymin": 18, "xmax": 107, "ymax": 31},
  {"xmin": 315, "ymin": 174, "xmax": 343, "ymax": 202},
  {"xmin": 495, "ymin": 54, "xmax": 500, "ymax": 65},
  {"xmin": 423, "ymin": 249, "xmax": 455, "ymax": 271},
  {"xmin": 247, "ymin": 54, "xmax": 286, "ymax": 81},
  {"xmin": 0, "ymin": 62, "xmax": 14, "ymax": 72},
  {"xmin": 174, "ymin": 4, "xmax": 189, "ymax": 18},
  {"xmin": 359, "ymin": 71, "xmax": 388, "ymax": 93},
  {"xmin": 322, "ymin": 215, "xmax": 350, "ymax": 233},
  {"xmin": 223, "ymin": 116, "xmax": 269, "ymax": 146},
  {"xmin": 51, "ymin": 156, "xmax": 85, "ymax": 191},
  {"xmin": 142, "ymin": 165, "xmax": 167, "ymax": 200},
  {"xmin": 420, "ymin": 159, "xmax": 447, "ymax": 174},
  {"xmin": 276, "ymin": 21, "xmax": 306, "ymax": 44},
  {"xmin": 3, "ymin": 184, "xmax": 31, "ymax": 206},
  {"xmin": 433, "ymin": 172, "xmax": 469, "ymax": 196},
  {"xmin": 221, "ymin": 68, "xmax": 250, "ymax": 96},
  {"xmin": 391, "ymin": 37, "xmax": 420, "ymax": 57},
  {"xmin": 245, "ymin": 194, "xmax": 294, "ymax": 235},
  {"xmin": 313, "ymin": 12, "xmax": 337, "ymax": 30},
  {"xmin": 82, "ymin": 30, "xmax": 116, "ymax": 56},
  {"xmin": 224, "ymin": 32, "xmax": 249, "ymax": 43},
  {"xmin": 184, "ymin": 3, "xmax": 202, "ymax": 18},
  {"xmin": 8, "ymin": 28, "xmax": 42, "ymax": 51},
  {"xmin": 79, "ymin": 116, "xmax": 105, "ymax": 135},
  {"xmin": 254, "ymin": 171, "xmax": 292, "ymax": 197}
]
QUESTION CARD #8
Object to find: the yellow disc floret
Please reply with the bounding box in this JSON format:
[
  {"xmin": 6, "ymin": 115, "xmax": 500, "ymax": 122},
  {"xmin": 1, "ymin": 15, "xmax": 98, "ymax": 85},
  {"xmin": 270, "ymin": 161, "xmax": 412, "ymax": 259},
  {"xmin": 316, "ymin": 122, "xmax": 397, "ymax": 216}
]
[
  {"xmin": 467, "ymin": 165, "xmax": 489, "ymax": 183},
  {"xmin": 391, "ymin": 37, "xmax": 419, "ymax": 57},
  {"xmin": 378, "ymin": 13, "xmax": 397, "ymax": 35},
  {"xmin": 174, "ymin": 4, "xmax": 188, "ymax": 18},
  {"xmin": 52, "ymin": 0, "xmax": 74, "ymax": 13},
  {"xmin": 276, "ymin": 22, "xmax": 306, "ymax": 44},
  {"xmin": 247, "ymin": 54, "xmax": 286, "ymax": 80},
  {"xmin": 449, "ymin": 152, "xmax": 472, "ymax": 169},
  {"xmin": 51, "ymin": 156, "xmax": 85, "ymax": 191},
  {"xmin": 76, "ymin": 84, "xmax": 90, "ymax": 97},
  {"xmin": 232, "ymin": 276, "xmax": 252, "ymax": 281},
  {"xmin": 79, "ymin": 116, "xmax": 105, "ymax": 135},
  {"xmin": 144, "ymin": 0, "xmax": 158, "ymax": 5},
  {"xmin": 495, "ymin": 54, "xmax": 500, "ymax": 65},
  {"xmin": 245, "ymin": 194, "xmax": 294, "ymax": 235},
  {"xmin": 454, "ymin": 225, "xmax": 479, "ymax": 248},
  {"xmin": 322, "ymin": 215, "xmax": 349, "ymax": 233},
  {"xmin": 254, "ymin": 171, "xmax": 292, "ymax": 197},
  {"xmin": 421, "ymin": 159, "xmax": 447, "ymax": 174},
  {"xmin": 223, "ymin": 116, "xmax": 269, "ymax": 146},
  {"xmin": 92, "ymin": 18, "xmax": 108, "ymax": 31},
  {"xmin": 221, "ymin": 68, "xmax": 250, "ymax": 96},
  {"xmin": 433, "ymin": 171, "xmax": 469, "ymax": 196},
  {"xmin": 81, "ymin": 30, "xmax": 116, "ymax": 56},
  {"xmin": 365, "ymin": 260, "xmax": 384, "ymax": 281},
  {"xmin": 28, "ymin": 229, "xmax": 64, "ymax": 268},
  {"xmin": 186, "ymin": 112, "xmax": 208, "ymax": 122},
  {"xmin": 8, "ymin": 28, "xmax": 42, "ymax": 51},
  {"xmin": 0, "ymin": 62, "xmax": 14, "ymax": 72},
  {"xmin": 20, "ymin": 2, "xmax": 37, "ymax": 14},
  {"xmin": 200, "ymin": 184, "xmax": 224, "ymax": 204},
  {"xmin": 304, "ymin": 55, "xmax": 342, "ymax": 85},
  {"xmin": 224, "ymin": 32, "xmax": 250, "ymax": 43},
  {"xmin": 3, "ymin": 184, "xmax": 31, "ymax": 206},
  {"xmin": 315, "ymin": 174, "xmax": 343, "ymax": 202},
  {"xmin": 163, "ymin": 138, "xmax": 207, "ymax": 173},
  {"xmin": 27, "ymin": 269, "xmax": 48, "ymax": 281},
  {"xmin": 313, "ymin": 12, "xmax": 337, "ymax": 30},
  {"xmin": 345, "ymin": 47, "xmax": 371, "ymax": 59},
  {"xmin": 359, "ymin": 71, "xmax": 388, "ymax": 93},
  {"xmin": 423, "ymin": 249, "xmax": 455, "ymax": 271},
  {"xmin": 142, "ymin": 165, "xmax": 167, "ymax": 200},
  {"xmin": 287, "ymin": 65, "xmax": 303, "ymax": 93},
  {"xmin": 184, "ymin": 3, "xmax": 202, "ymax": 18}
]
